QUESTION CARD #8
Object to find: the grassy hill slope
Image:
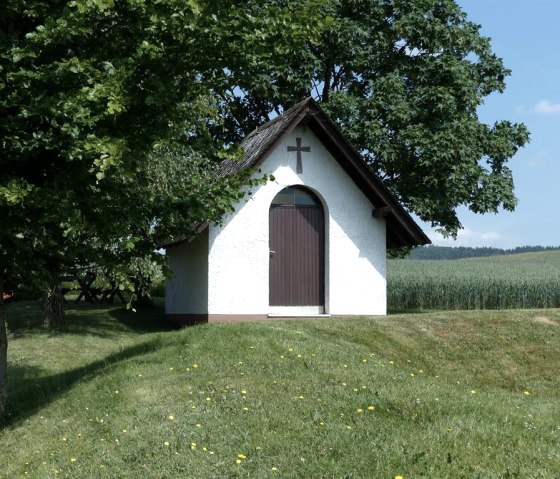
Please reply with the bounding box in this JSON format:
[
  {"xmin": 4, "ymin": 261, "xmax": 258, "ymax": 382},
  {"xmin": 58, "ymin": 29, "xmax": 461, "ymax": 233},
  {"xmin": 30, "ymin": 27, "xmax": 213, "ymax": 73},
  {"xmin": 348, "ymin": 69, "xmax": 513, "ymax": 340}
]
[{"xmin": 2, "ymin": 302, "xmax": 559, "ymax": 478}]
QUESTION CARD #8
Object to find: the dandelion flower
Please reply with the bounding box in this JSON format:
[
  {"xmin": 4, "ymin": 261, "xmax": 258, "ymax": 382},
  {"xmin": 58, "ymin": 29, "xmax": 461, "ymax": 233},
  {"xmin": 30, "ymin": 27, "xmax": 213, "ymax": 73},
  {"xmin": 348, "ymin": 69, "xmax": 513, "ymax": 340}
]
[
  {"xmin": 238, "ymin": 454, "xmax": 247, "ymax": 459},
  {"xmin": 471, "ymin": 390, "xmax": 476, "ymax": 394},
  {"xmin": 193, "ymin": 364, "xmax": 198, "ymax": 368},
  {"xmin": 236, "ymin": 459, "xmax": 242, "ymax": 464},
  {"xmin": 346, "ymin": 425, "xmax": 352, "ymax": 429},
  {"xmin": 523, "ymin": 390, "xmax": 530, "ymax": 396},
  {"xmin": 389, "ymin": 360, "xmax": 394, "ymax": 365},
  {"xmin": 241, "ymin": 390, "xmax": 247, "ymax": 395},
  {"xmin": 357, "ymin": 408, "xmax": 363, "ymax": 413},
  {"xmin": 272, "ymin": 467, "xmax": 278, "ymax": 471},
  {"xmin": 70, "ymin": 458, "xmax": 77, "ymax": 463},
  {"xmin": 168, "ymin": 415, "xmax": 174, "ymax": 421},
  {"xmin": 395, "ymin": 476, "xmax": 405, "ymax": 479},
  {"xmin": 367, "ymin": 406, "xmax": 375, "ymax": 411}
]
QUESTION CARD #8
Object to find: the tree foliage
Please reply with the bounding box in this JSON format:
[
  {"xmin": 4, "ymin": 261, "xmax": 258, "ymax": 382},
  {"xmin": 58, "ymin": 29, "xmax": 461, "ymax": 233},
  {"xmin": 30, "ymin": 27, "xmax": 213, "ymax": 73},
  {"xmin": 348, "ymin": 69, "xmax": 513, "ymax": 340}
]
[
  {"xmin": 216, "ymin": 0, "xmax": 530, "ymax": 236},
  {"xmin": 0, "ymin": 0, "xmax": 327, "ymax": 417}
]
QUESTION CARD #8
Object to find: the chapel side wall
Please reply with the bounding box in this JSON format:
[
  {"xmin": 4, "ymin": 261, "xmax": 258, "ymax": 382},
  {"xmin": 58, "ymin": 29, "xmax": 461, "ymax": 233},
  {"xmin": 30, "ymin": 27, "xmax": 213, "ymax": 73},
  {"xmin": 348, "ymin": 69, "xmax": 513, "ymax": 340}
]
[
  {"xmin": 207, "ymin": 125, "xmax": 386, "ymax": 316},
  {"xmin": 165, "ymin": 230, "xmax": 209, "ymax": 315}
]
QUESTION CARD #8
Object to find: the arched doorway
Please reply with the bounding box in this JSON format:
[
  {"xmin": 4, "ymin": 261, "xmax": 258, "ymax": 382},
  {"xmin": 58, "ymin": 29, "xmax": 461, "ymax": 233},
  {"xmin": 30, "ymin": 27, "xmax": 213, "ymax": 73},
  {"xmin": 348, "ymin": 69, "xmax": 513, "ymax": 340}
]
[{"xmin": 269, "ymin": 186, "xmax": 325, "ymax": 310}]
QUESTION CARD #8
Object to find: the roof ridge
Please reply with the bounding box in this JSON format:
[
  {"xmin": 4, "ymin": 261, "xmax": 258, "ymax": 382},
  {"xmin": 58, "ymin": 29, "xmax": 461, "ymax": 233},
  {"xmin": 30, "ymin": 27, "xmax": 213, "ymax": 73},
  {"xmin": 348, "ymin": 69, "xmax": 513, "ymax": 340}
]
[{"xmin": 243, "ymin": 97, "xmax": 313, "ymax": 142}]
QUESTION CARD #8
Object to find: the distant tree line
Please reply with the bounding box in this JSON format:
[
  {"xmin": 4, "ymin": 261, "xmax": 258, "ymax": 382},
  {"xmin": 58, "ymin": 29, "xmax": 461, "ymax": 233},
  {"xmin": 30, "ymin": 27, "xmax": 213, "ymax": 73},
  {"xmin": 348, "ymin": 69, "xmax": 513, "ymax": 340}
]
[{"xmin": 409, "ymin": 245, "xmax": 560, "ymax": 260}]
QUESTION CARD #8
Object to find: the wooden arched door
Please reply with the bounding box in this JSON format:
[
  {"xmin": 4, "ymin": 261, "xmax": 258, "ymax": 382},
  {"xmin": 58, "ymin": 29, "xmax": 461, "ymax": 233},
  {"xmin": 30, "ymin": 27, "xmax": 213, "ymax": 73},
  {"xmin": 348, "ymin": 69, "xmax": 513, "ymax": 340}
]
[{"xmin": 269, "ymin": 186, "xmax": 325, "ymax": 308}]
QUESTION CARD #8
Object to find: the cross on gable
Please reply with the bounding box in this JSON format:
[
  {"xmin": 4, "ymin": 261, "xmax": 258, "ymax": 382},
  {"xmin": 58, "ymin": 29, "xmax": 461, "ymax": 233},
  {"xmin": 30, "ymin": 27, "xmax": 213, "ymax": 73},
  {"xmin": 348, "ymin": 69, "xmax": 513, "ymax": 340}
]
[{"xmin": 287, "ymin": 137, "xmax": 310, "ymax": 174}]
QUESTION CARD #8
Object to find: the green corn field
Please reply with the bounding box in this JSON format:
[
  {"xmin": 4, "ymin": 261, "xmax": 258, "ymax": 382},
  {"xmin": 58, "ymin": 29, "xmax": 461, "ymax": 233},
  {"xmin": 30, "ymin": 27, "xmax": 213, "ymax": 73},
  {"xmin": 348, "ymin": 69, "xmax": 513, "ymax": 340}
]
[{"xmin": 388, "ymin": 250, "xmax": 560, "ymax": 310}]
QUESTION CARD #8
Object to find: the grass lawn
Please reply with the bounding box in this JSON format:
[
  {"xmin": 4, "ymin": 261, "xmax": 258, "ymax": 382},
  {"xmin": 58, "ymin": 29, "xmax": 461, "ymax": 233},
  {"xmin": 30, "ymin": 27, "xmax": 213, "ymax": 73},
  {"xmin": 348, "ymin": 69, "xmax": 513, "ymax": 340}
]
[{"xmin": 1, "ymin": 302, "xmax": 559, "ymax": 478}]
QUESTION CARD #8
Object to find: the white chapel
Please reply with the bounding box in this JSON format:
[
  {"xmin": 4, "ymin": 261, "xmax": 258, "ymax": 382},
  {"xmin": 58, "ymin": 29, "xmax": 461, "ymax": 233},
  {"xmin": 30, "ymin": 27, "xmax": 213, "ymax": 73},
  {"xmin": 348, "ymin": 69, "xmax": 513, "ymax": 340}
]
[{"xmin": 164, "ymin": 98, "xmax": 429, "ymax": 324}]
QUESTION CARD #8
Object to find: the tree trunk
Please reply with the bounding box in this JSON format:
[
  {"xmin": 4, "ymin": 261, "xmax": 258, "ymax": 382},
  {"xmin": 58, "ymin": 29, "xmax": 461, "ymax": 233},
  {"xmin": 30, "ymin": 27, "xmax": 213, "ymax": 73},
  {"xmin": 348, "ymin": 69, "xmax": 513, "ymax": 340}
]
[
  {"xmin": 132, "ymin": 277, "xmax": 153, "ymax": 308},
  {"xmin": 0, "ymin": 278, "xmax": 8, "ymax": 420},
  {"xmin": 42, "ymin": 282, "xmax": 67, "ymax": 329}
]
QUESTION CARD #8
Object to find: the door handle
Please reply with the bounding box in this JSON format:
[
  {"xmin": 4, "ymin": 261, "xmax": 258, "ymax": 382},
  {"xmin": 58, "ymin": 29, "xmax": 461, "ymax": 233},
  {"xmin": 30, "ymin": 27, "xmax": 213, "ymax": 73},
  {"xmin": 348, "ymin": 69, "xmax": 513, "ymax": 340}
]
[{"xmin": 269, "ymin": 251, "xmax": 276, "ymax": 256}]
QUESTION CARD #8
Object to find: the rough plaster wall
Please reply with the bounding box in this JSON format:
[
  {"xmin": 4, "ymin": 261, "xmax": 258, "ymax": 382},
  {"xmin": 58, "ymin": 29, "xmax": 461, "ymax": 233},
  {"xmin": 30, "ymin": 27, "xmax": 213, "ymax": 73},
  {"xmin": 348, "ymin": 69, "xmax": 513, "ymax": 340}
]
[
  {"xmin": 165, "ymin": 230, "xmax": 209, "ymax": 314},
  {"xmin": 208, "ymin": 125, "xmax": 386, "ymax": 316}
]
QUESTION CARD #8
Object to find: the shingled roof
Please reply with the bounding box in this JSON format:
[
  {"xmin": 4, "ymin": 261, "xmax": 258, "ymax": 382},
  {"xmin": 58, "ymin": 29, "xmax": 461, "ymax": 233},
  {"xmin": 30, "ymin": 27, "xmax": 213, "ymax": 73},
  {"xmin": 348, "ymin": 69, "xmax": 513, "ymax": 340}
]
[{"xmin": 166, "ymin": 97, "xmax": 430, "ymax": 249}]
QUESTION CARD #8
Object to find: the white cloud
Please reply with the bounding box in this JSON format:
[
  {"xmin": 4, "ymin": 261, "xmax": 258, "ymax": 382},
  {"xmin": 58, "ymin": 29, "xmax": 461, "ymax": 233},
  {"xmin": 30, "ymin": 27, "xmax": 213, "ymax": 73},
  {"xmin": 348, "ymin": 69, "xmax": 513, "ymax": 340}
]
[
  {"xmin": 534, "ymin": 100, "xmax": 560, "ymax": 114},
  {"xmin": 428, "ymin": 227, "xmax": 502, "ymax": 247}
]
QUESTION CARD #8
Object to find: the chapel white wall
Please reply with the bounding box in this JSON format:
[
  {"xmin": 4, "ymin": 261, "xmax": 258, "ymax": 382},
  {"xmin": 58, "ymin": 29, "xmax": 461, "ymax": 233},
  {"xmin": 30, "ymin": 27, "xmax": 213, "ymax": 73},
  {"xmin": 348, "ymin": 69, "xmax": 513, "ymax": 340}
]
[
  {"xmin": 165, "ymin": 230, "xmax": 209, "ymax": 315},
  {"xmin": 207, "ymin": 125, "xmax": 386, "ymax": 316}
]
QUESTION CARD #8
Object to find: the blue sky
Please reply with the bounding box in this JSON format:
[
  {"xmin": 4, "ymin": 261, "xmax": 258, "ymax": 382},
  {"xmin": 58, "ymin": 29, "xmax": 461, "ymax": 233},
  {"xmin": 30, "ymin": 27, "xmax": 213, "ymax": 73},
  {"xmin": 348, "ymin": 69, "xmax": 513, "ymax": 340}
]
[{"xmin": 419, "ymin": 0, "xmax": 560, "ymax": 248}]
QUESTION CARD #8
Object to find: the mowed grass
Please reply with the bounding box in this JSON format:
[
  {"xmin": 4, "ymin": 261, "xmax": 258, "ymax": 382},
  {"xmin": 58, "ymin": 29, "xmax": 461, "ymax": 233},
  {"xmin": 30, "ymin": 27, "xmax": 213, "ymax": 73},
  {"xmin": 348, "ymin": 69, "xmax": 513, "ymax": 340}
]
[
  {"xmin": 1, "ymin": 302, "xmax": 559, "ymax": 478},
  {"xmin": 388, "ymin": 250, "xmax": 560, "ymax": 311}
]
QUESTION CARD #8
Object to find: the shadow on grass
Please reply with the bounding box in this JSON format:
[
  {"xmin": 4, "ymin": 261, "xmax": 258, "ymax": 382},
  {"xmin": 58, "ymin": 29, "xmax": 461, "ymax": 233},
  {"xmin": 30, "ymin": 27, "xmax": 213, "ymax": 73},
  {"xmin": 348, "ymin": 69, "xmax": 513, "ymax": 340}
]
[
  {"xmin": 2, "ymin": 337, "xmax": 163, "ymax": 430},
  {"xmin": 5, "ymin": 300, "xmax": 176, "ymax": 339},
  {"xmin": 109, "ymin": 305, "xmax": 179, "ymax": 334}
]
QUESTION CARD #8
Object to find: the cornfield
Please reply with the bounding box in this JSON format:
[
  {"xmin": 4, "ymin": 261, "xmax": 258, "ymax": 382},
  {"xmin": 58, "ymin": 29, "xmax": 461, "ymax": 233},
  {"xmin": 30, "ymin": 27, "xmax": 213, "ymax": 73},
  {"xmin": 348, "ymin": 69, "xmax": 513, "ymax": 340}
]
[{"xmin": 388, "ymin": 251, "xmax": 560, "ymax": 310}]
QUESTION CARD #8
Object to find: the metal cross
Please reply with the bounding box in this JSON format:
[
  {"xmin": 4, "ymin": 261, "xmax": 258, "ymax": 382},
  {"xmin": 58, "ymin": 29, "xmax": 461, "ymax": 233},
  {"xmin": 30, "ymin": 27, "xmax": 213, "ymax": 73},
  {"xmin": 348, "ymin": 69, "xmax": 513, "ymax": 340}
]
[{"xmin": 287, "ymin": 137, "xmax": 310, "ymax": 174}]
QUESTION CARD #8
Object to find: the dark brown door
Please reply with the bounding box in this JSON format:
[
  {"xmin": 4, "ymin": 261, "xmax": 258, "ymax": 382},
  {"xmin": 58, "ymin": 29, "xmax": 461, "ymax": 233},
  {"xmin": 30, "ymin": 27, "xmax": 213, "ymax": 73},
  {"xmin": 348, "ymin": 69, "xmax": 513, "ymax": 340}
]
[{"xmin": 269, "ymin": 187, "xmax": 325, "ymax": 306}]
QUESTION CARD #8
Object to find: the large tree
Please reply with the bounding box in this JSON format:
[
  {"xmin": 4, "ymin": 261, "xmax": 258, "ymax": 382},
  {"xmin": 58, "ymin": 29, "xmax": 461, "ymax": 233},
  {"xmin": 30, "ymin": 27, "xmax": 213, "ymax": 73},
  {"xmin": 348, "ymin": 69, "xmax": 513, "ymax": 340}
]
[
  {"xmin": 0, "ymin": 0, "xmax": 326, "ymax": 418},
  {"xmin": 213, "ymin": 0, "xmax": 530, "ymax": 236}
]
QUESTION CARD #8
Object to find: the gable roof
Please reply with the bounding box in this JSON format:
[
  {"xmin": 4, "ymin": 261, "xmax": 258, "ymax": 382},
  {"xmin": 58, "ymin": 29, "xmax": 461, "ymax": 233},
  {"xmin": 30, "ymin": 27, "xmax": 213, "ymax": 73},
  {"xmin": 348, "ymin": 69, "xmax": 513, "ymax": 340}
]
[{"xmin": 165, "ymin": 97, "xmax": 430, "ymax": 249}]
